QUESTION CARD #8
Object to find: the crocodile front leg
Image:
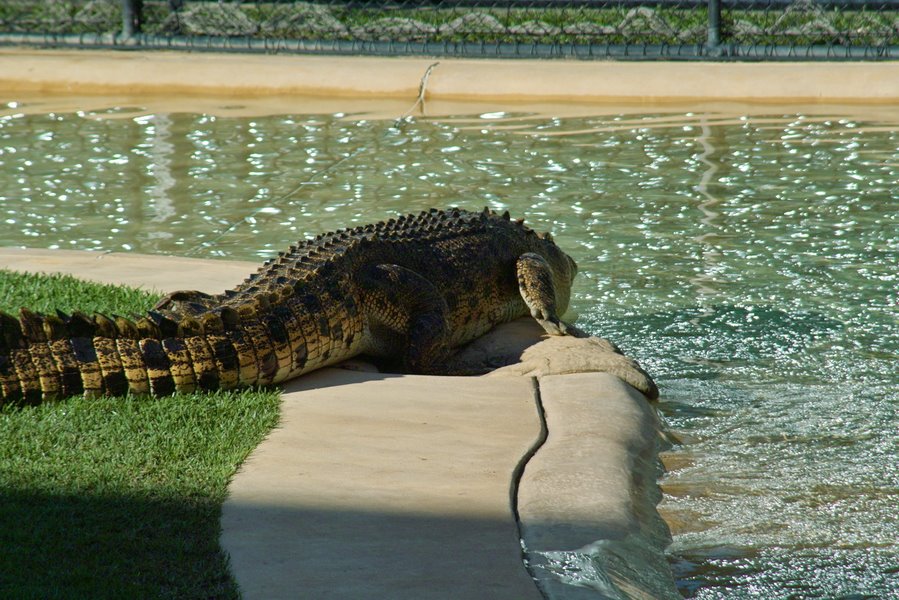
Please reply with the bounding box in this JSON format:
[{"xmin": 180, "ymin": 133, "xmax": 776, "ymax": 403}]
[
  {"xmin": 153, "ymin": 290, "xmax": 217, "ymax": 316},
  {"xmin": 516, "ymin": 252, "xmax": 571, "ymax": 336},
  {"xmin": 356, "ymin": 264, "xmax": 450, "ymax": 373}
]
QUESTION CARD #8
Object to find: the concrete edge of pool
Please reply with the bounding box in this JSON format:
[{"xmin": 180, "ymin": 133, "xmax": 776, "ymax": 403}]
[
  {"xmin": 0, "ymin": 247, "xmax": 678, "ymax": 599},
  {"xmin": 1, "ymin": 48, "xmax": 898, "ymax": 104}
]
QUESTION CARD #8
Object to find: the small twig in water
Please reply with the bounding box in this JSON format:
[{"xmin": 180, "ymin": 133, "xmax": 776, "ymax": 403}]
[{"xmin": 393, "ymin": 62, "xmax": 440, "ymax": 129}]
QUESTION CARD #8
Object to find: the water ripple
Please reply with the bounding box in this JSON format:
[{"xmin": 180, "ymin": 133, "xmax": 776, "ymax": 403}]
[{"xmin": 0, "ymin": 107, "xmax": 897, "ymax": 597}]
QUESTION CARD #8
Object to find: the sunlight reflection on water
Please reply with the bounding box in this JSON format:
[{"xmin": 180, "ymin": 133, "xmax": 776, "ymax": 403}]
[{"xmin": 1, "ymin": 100, "xmax": 897, "ymax": 597}]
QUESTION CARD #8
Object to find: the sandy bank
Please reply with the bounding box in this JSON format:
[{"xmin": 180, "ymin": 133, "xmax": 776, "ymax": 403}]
[{"xmin": 1, "ymin": 48, "xmax": 897, "ymax": 105}]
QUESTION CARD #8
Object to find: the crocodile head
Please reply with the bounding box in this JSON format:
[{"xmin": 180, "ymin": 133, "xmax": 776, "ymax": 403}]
[{"xmin": 535, "ymin": 231, "xmax": 578, "ymax": 315}]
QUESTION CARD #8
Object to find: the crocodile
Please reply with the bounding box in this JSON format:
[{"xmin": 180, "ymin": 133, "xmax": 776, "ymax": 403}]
[{"xmin": 0, "ymin": 207, "xmax": 581, "ymax": 405}]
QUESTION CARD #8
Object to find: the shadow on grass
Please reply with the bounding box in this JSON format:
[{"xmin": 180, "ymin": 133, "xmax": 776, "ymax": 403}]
[{"xmin": 0, "ymin": 488, "xmax": 238, "ymax": 600}]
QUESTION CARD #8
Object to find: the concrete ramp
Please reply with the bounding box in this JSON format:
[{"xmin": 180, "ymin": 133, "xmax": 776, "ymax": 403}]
[{"xmin": 221, "ymin": 369, "xmax": 543, "ymax": 599}]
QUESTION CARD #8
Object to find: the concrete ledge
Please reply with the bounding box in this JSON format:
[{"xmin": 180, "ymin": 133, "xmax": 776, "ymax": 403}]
[
  {"xmin": 1, "ymin": 48, "xmax": 897, "ymax": 103},
  {"xmin": 519, "ymin": 373, "xmax": 677, "ymax": 600},
  {"xmin": 1, "ymin": 247, "xmax": 677, "ymax": 598},
  {"xmin": 0, "ymin": 247, "xmax": 251, "ymax": 293}
]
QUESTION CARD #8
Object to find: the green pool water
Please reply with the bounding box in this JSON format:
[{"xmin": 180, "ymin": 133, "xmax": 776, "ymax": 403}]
[{"xmin": 1, "ymin": 99, "xmax": 897, "ymax": 598}]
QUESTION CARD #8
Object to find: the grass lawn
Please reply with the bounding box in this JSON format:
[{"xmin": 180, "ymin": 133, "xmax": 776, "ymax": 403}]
[{"xmin": 0, "ymin": 270, "xmax": 281, "ymax": 599}]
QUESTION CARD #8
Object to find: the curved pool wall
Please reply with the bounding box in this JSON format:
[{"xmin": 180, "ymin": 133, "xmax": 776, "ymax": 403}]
[
  {"xmin": 2, "ymin": 51, "xmax": 898, "ymax": 598},
  {"xmin": 2, "ymin": 49, "xmax": 899, "ymax": 103}
]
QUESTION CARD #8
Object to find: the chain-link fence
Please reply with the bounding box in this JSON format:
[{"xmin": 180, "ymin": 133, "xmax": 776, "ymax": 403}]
[{"xmin": 0, "ymin": 0, "xmax": 896, "ymax": 59}]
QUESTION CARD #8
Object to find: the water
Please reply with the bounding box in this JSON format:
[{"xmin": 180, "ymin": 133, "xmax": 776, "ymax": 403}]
[{"xmin": 1, "ymin": 98, "xmax": 897, "ymax": 598}]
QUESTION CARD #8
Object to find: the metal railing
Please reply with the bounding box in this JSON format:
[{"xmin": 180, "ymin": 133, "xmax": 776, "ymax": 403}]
[{"xmin": 0, "ymin": 0, "xmax": 895, "ymax": 59}]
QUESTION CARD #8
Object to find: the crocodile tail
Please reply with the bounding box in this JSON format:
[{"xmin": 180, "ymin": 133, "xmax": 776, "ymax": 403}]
[{"xmin": 0, "ymin": 307, "xmax": 280, "ymax": 405}]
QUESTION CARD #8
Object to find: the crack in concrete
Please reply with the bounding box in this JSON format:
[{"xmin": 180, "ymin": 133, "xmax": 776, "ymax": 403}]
[{"xmin": 510, "ymin": 375, "xmax": 551, "ymax": 599}]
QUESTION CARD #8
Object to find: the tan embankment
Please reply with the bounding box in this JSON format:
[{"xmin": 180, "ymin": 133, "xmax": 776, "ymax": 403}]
[
  {"xmin": 1, "ymin": 48, "xmax": 898, "ymax": 104},
  {"xmin": 0, "ymin": 248, "xmax": 677, "ymax": 598}
]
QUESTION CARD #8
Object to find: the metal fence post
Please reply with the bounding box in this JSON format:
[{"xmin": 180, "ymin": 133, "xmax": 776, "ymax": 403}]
[
  {"xmin": 707, "ymin": 0, "xmax": 722, "ymax": 56},
  {"xmin": 122, "ymin": 0, "xmax": 143, "ymax": 37}
]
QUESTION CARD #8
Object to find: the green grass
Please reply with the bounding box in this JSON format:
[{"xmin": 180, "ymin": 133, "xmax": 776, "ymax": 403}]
[
  {"xmin": 0, "ymin": 270, "xmax": 162, "ymax": 317},
  {"xmin": 0, "ymin": 269, "xmax": 282, "ymax": 599}
]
